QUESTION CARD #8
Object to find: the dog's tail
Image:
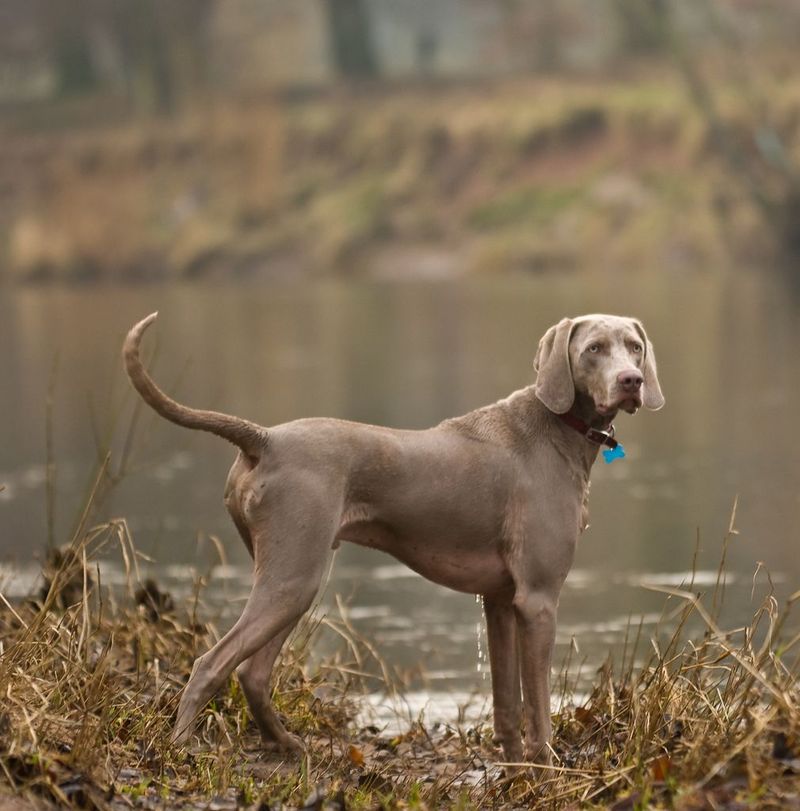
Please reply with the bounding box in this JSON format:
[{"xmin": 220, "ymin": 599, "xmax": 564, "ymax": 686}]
[{"xmin": 123, "ymin": 313, "xmax": 267, "ymax": 459}]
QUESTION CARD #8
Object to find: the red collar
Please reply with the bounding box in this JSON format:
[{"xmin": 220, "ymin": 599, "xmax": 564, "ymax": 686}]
[{"xmin": 557, "ymin": 412, "xmax": 618, "ymax": 449}]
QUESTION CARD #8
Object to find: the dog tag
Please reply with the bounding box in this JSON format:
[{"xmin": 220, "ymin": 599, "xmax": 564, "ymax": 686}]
[{"xmin": 602, "ymin": 443, "xmax": 625, "ymax": 464}]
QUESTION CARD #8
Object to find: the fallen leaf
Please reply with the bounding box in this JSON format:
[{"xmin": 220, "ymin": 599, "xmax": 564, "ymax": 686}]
[{"xmin": 651, "ymin": 754, "xmax": 671, "ymax": 782}]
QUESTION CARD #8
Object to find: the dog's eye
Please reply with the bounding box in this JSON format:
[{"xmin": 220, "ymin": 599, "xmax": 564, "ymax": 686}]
[
  {"xmin": 631, "ymin": 343, "xmax": 643, "ymax": 353},
  {"xmin": 587, "ymin": 343, "xmax": 601, "ymax": 354}
]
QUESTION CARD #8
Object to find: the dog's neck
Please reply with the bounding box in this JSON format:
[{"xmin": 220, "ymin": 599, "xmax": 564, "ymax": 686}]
[
  {"xmin": 544, "ymin": 393, "xmax": 611, "ymax": 481},
  {"xmin": 565, "ymin": 391, "xmax": 616, "ymax": 432},
  {"xmin": 569, "ymin": 394, "xmax": 618, "ymax": 471},
  {"xmin": 444, "ymin": 387, "xmax": 613, "ymax": 482}
]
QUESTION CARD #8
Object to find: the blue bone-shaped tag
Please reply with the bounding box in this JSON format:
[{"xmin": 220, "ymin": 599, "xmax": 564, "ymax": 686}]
[{"xmin": 602, "ymin": 443, "xmax": 626, "ymax": 464}]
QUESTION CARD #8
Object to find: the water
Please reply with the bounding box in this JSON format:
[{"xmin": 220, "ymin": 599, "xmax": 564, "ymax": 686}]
[{"xmin": 2, "ymin": 268, "xmax": 799, "ymax": 725}]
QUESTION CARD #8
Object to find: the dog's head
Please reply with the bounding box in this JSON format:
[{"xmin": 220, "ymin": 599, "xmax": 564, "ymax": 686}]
[{"xmin": 533, "ymin": 314, "xmax": 664, "ymax": 417}]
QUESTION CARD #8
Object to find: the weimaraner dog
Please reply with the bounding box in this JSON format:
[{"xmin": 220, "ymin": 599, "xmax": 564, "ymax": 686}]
[{"xmin": 123, "ymin": 312, "xmax": 663, "ymax": 764}]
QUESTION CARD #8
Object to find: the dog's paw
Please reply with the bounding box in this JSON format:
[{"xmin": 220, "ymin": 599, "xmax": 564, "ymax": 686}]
[
  {"xmin": 494, "ymin": 741, "xmax": 523, "ymax": 765},
  {"xmin": 522, "ymin": 745, "xmax": 554, "ymax": 777},
  {"xmin": 261, "ymin": 731, "xmax": 305, "ymax": 755}
]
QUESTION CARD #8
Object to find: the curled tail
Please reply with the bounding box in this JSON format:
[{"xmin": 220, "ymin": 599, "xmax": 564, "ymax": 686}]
[{"xmin": 123, "ymin": 313, "xmax": 267, "ymax": 458}]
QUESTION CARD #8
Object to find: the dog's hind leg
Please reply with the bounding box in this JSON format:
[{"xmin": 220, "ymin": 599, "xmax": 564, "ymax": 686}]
[
  {"xmin": 172, "ymin": 493, "xmax": 335, "ymax": 746},
  {"xmin": 173, "ymin": 568, "xmax": 322, "ymax": 745},
  {"xmin": 225, "ymin": 464, "xmax": 304, "ymax": 750},
  {"xmin": 236, "ymin": 624, "xmax": 303, "ymax": 752},
  {"xmin": 224, "ymin": 454, "xmax": 255, "ymax": 559}
]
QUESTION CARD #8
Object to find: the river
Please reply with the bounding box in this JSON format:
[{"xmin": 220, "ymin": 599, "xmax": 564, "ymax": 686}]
[{"xmin": 2, "ymin": 268, "xmax": 799, "ymax": 726}]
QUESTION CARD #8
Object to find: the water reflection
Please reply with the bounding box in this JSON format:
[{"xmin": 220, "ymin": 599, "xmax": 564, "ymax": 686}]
[{"xmin": 1, "ymin": 269, "xmax": 799, "ymax": 721}]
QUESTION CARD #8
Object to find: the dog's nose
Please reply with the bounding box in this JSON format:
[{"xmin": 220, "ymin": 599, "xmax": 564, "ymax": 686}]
[{"xmin": 617, "ymin": 370, "xmax": 643, "ymax": 392}]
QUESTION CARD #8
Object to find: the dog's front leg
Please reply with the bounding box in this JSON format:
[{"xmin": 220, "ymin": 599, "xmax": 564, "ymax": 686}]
[
  {"xmin": 484, "ymin": 593, "xmax": 523, "ymax": 764},
  {"xmin": 513, "ymin": 586, "xmax": 558, "ymax": 765}
]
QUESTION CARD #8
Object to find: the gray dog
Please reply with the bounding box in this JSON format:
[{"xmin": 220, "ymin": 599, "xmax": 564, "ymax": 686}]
[{"xmin": 123, "ymin": 312, "xmax": 663, "ymax": 764}]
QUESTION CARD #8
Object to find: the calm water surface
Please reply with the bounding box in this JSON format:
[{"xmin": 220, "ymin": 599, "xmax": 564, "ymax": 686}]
[{"xmin": 2, "ymin": 269, "xmax": 799, "ymax": 723}]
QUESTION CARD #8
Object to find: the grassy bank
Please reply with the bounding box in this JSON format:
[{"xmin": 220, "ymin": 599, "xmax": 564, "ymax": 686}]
[
  {"xmin": 3, "ymin": 69, "xmax": 800, "ymax": 284},
  {"xmin": 1, "ymin": 504, "xmax": 799, "ymax": 810}
]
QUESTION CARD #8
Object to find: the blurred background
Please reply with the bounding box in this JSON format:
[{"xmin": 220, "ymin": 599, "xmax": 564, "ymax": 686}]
[
  {"xmin": 3, "ymin": 0, "xmax": 800, "ymax": 280},
  {"xmin": 2, "ymin": 0, "xmax": 800, "ymax": 720}
]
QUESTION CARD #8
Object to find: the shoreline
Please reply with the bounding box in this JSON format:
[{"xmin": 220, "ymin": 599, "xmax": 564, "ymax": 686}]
[
  {"xmin": 4, "ymin": 73, "xmax": 797, "ymax": 286},
  {"xmin": 1, "ymin": 518, "xmax": 797, "ymax": 810}
]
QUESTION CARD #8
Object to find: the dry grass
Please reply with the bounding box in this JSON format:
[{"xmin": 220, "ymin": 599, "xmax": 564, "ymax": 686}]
[{"xmin": 1, "ymin": 493, "xmax": 799, "ymax": 810}]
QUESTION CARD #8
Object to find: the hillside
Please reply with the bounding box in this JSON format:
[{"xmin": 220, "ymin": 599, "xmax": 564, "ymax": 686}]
[{"xmin": 3, "ymin": 71, "xmax": 799, "ymax": 283}]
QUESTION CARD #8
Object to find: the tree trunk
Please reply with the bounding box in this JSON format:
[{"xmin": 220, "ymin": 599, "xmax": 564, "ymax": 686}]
[{"xmin": 324, "ymin": 0, "xmax": 379, "ymax": 79}]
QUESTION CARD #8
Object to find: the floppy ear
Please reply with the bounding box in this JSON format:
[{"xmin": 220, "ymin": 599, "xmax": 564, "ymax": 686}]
[
  {"xmin": 534, "ymin": 318, "xmax": 576, "ymax": 414},
  {"xmin": 632, "ymin": 321, "xmax": 665, "ymax": 411}
]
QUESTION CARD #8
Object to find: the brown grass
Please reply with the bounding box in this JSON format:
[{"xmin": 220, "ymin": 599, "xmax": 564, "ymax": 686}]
[{"xmin": 1, "ymin": 490, "xmax": 798, "ymax": 809}]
